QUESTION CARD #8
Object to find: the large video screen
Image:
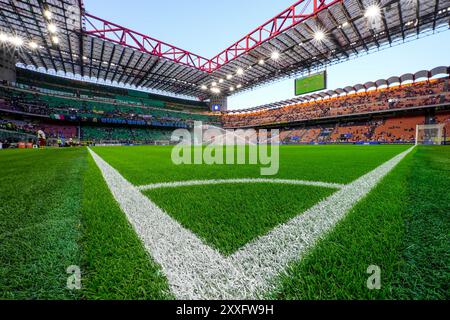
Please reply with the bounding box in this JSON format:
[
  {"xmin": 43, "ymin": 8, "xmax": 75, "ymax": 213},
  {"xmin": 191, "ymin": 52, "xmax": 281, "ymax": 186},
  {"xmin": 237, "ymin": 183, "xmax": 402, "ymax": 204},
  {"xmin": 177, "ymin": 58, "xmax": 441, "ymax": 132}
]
[{"xmin": 295, "ymin": 71, "xmax": 327, "ymax": 96}]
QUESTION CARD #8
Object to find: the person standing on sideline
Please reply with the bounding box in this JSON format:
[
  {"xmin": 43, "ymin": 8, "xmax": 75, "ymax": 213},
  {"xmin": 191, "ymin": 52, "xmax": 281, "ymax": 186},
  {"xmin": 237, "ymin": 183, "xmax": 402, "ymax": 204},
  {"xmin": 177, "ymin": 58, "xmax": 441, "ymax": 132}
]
[{"xmin": 37, "ymin": 130, "xmax": 46, "ymax": 148}]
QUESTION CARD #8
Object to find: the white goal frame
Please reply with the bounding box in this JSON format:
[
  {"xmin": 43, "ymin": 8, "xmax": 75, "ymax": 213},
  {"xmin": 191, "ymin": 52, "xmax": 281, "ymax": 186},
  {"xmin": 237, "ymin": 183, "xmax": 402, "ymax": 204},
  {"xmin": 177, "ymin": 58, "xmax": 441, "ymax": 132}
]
[{"xmin": 416, "ymin": 124, "xmax": 445, "ymax": 146}]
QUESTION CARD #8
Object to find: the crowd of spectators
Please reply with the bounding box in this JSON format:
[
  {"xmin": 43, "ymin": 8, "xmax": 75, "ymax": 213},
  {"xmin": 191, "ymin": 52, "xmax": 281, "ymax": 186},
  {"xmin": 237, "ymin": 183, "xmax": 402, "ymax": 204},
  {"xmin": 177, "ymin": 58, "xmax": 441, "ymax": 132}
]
[
  {"xmin": 1, "ymin": 119, "xmax": 38, "ymax": 136},
  {"xmin": 223, "ymin": 78, "xmax": 450, "ymax": 128},
  {"xmin": 81, "ymin": 126, "xmax": 173, "ymax": 144},
  {"xmin": 0, "ymin": 84, "xmax": 217, "ymax": 127},
  {"xmin": 279, "ymin": 112, "xmax": 450, "ymax": 144},
  {"xmin": 0, "ymin": 117, "xmax": 174, "ymax": 146},
  {"xmin": 0, "ymin": 118, "xmax": 77, "ymax": 140}
]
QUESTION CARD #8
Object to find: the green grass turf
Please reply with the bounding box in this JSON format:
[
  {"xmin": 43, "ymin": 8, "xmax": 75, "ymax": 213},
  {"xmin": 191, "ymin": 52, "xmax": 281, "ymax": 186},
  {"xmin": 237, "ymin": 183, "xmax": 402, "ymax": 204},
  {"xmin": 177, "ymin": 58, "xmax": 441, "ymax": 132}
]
[
  {"xmin": 145, "ymin": 183, "xmax": 336, "ymax": 255},
  {"xmin": 80, "ymin": 153, "xmax": 172, "ymax": 300},
  {"xmin": 0, "ymin": 148, "xmax": 172, "ymax": 300},
  {"xmin": 1, "ymin": 145, "xmax": 447, "ymax": 300},
  {"xmin": 92, "ymin": 145, "xmax": 409, "ymax": 185},
  {"xmin": 268, "ymin": 146, "xmax": 449, "ymax": 300},
  {"xmin": 0, "ymin": 149, "xmax": 84, "ymax": 299},
  {"xmin": 390, "ymin": 146, "xmax": 449, "ymax": 299}
]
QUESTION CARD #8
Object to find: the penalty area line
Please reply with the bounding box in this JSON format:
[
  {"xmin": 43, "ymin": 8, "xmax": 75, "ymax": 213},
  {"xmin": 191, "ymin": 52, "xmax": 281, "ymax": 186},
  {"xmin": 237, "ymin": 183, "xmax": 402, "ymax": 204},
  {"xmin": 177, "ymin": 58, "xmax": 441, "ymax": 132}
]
[{"xmin": 137, "ymin": 178, "xmax": 345, "ymax": 191}]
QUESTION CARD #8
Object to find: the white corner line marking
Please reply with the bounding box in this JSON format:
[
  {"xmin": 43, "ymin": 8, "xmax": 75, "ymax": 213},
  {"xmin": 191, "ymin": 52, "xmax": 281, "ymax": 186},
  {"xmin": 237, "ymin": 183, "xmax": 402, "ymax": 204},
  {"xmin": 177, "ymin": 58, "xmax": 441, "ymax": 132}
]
[
  {"xmin": 137, "ymin": 178, "xmax": 345, "ymax": 191},
  {"xmin": 88, "ymin": 146, "xmax": 415, "ymax": 300}
]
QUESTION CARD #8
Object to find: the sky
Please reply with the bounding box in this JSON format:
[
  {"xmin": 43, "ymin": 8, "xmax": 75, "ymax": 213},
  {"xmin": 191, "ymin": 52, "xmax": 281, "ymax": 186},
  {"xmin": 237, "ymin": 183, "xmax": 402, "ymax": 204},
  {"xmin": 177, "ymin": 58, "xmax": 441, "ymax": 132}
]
[{"xmin": 84, "ymin": 0, "xmax": 450, "ymax": 110}]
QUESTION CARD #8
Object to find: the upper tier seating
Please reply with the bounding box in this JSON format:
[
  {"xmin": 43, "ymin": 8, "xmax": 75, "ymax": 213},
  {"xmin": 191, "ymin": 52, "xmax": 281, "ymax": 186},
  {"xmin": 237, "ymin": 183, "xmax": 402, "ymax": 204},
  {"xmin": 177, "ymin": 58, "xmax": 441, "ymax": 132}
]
[
  {"xmin": 0, "ymin": 84, "xmax": 218, "ymax": 125},
  {"xmin": 16, "ymin": 68, "xmax": 208, "ymax": 113}
]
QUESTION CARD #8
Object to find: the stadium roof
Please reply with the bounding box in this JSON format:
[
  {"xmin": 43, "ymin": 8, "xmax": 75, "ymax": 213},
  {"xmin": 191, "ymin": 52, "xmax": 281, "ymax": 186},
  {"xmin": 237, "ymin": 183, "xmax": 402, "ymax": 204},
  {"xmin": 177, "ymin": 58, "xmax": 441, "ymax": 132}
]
[{"xmin": 0, "ymin": 0, "xmax": 449, "ymax": 100}]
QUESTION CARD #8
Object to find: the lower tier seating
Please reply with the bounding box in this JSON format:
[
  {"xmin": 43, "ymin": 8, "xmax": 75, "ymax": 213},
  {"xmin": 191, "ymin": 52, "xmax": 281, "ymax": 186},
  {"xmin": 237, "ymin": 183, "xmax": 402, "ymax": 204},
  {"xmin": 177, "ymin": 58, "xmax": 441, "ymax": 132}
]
[
  {"xmin": 1, "ymin": 112, "xmax": 449, "ymax": 146},
  {"xmin": 280, "ymin": 113, "xmax": 449, "ymax": 144}
]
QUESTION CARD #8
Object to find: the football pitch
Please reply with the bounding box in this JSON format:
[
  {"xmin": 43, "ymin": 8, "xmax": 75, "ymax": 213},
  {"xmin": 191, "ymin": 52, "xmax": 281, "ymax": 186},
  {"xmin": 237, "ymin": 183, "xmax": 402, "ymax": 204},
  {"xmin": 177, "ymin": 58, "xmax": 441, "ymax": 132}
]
[{"xmin": 0, "ymin": 145, "xmax": 448, "ymax": 300}]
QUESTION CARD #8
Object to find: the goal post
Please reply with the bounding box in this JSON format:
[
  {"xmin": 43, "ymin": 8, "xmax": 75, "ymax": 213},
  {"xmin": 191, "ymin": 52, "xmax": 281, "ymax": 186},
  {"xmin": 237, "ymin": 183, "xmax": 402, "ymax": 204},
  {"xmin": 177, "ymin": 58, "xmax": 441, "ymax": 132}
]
[{"xmin": 415, "ymin": 124, "xmax": 445, "ymax": 146}]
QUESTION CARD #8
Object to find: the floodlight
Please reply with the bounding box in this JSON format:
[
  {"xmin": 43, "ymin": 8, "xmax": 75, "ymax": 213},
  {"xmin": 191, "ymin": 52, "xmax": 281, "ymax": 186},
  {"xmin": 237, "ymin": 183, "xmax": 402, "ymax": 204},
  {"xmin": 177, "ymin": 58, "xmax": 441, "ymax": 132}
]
[
  {"xmin": 0, "ymin": 33, "xmax": 8, "ymax": 42},
  {"xmin": 314, "ymin": 31, "xmax": 325, "ymax": 41},
  {"xmin": 48, "ymin": 23, "xmax": 58, "ymax": 33},
  {"xmin": 271, "ymin": 51, "xmax": 280, "ymax": 60},
  {"xmin": 29, "ymin": 41, "xmax": 38, "ymax": 49},
  {"xmin": 365, "ymin": 4, "xmax": 381, "ymax": 18},
  {"xmin": 10, "ymin": 36, "xmax": 23, "ymax": 47},
  {"xmin": 236, "ymin": 68, "xmax": 244, "ymax": 76},
  {"xmin": 43, "ymin": 10, "xmax": 53, "ymax": 19}
]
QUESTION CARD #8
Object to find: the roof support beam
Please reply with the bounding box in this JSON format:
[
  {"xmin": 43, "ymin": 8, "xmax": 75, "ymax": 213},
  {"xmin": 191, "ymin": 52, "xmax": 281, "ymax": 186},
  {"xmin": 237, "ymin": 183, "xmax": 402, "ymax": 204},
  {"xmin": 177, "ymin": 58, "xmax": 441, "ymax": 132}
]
[
  {"xmin": 117, "ymin": 50, "xmax": 136, "ymax": 84},
  {"xmin": 110, "ymin": 47, "xmax": 127, "ymax": 83},
  {"xmin": 396, "ymin": 1, "xmax": 406, "ymax": 40}
]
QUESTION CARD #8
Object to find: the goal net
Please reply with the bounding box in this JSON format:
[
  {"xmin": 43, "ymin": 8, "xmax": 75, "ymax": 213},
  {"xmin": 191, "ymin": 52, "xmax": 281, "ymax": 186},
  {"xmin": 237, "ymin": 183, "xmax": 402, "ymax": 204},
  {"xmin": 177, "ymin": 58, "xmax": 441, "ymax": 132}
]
[{"xmin": 416, "ymin": 124, "xmax": 445, "ymax": 146}]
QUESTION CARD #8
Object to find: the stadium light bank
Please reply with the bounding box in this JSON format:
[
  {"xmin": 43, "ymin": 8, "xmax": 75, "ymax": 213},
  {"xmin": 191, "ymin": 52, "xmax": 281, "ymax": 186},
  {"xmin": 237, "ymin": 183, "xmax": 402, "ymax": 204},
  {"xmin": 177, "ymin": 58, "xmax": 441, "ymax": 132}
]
[{"xmin": 171, "ymin": 122, "xmax": 280, "ymax": 176}]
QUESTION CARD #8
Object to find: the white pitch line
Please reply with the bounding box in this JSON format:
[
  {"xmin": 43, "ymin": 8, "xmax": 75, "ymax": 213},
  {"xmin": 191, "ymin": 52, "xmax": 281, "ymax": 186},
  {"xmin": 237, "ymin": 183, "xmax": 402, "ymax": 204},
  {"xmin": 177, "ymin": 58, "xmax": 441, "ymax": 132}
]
[
  {"xmin": 138, "ymin": 178, "xmax": 345, "ymax": 191},
  {"xmin": 88, "ymin": 148, "xmax": 229, "ymax": 298},
  {"xmin": 88, "ymin": 146, "xmax": 415, "ymax": 300},
  {"xmin": 229, "ymin": 146, "xmax": 415, "ymax": 298}
]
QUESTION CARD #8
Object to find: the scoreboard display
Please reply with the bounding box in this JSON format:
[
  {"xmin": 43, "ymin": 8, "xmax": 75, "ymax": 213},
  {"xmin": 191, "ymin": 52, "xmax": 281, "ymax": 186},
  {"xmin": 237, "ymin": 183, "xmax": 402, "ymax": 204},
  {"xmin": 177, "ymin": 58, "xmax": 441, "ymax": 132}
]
[{"xmin": 295, "ymin": 71, "xmax": 327, "ymax": 96}]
